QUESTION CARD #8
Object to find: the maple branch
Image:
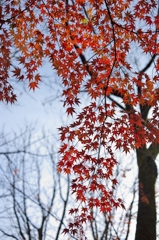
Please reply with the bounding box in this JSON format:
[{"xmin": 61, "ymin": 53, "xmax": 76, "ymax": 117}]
[
  {"xmin": 0, "ymin": 0, "xmax": 36, "ymax": 29},
  {"xmin": 113, "ymin": 21, "xmax": 156, "ymax": 47},
  {"xmin": 110, "ymin": 56, "xmax": 156, "ymax": 119},
  {"xmin": 140, "ymin": 55, "xmax": 156, "ymax": 73},
  {"xmin": 108, "ymin": 95, "xmax": 125, "ymax": 111},
  {"xmin": 104, "ymin": 0, "xmax": 117, "ymax": 75},
  {"xmin": 77, "ymin": 48, "xmax": 92, "ymax": 76},
  {"xmin": 104, "ymin": 0, "xmax": 117, "ymax": 59},
  {"xmin": 138, "ymin": 54, "xmax": 156, "ymax": 121},
  {"xmin": 82, "ymin": 6, "xmax": 96, "ymax": 35},
  {"xmin": 86, "ymin": 40, "xmax": 114, "ymax": 63},
  {"xmin": 65, "ymin": 0, "xmax": 93, "ymax": 76}
]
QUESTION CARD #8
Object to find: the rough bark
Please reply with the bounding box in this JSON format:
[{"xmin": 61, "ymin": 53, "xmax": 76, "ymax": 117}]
[{"xmin": 135, "ymin": 148, "xmax": 158, "ymax": 240}]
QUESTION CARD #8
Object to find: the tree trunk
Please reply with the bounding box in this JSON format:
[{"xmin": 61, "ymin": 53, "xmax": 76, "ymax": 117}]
[{"xmin": 135, "ymin": 148, "xmax": 158, "ymax": 240}]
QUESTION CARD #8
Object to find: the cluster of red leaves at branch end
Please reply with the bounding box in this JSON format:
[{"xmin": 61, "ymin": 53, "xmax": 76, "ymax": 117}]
[{"xmin": 0, "ymin": 0, "xmax": 43, "ymax": 102}]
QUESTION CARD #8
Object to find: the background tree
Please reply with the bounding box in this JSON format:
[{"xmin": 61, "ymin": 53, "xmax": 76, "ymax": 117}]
[
  {"xmin": 1, "ymin": 0, "xmax": 159, "ymax": 239},
  {"xmin": 0, "ymin": 127, "xmax": 71, "ymax": 240}
]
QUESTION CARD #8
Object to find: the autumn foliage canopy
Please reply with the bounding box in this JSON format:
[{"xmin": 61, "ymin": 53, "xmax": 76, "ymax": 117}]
[{"xmin": 1, "ymin": 0, "xmax": 159, "ymax": 237}]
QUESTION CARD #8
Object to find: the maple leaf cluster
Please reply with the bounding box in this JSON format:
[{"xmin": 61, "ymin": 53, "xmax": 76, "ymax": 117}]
[{"xmin": 1, "ymin": 0, "xmax": 159, "ymax": 237}]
